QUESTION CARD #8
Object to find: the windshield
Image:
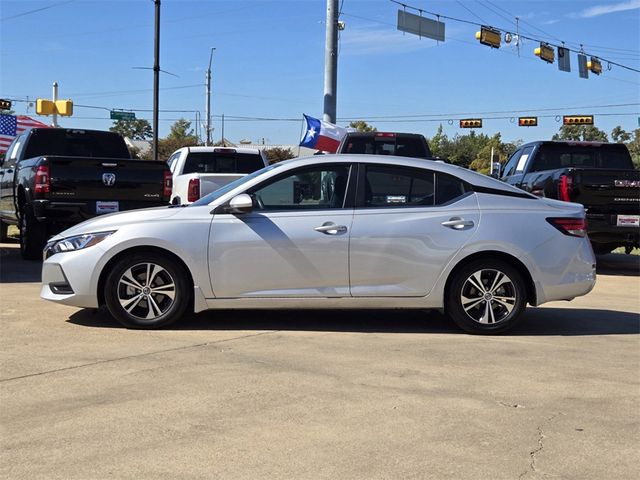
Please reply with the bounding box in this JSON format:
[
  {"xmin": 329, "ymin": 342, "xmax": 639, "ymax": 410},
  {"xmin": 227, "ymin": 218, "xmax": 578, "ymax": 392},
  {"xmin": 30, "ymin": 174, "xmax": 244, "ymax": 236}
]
[{"xmin": 190, "ymin": 163, "xmax": 281, "ymax": 206}]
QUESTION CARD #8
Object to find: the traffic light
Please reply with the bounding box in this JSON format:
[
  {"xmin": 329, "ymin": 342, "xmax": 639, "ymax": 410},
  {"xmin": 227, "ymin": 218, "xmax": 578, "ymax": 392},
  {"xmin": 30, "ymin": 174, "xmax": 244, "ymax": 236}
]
[
  {"xmin": 460, "ymin": 119, "xmax": 482, "ymax": 128},
  {"xmin": 36, "ymin": 99, "xmax": 55, "ymax": 115},
  {"xmin": 475, "ymin": 27, "xmax": 501, "ymax": 49},
  {"xmin": 534, "ymin": 43, "xmax": 555, "ymax": 63},
  {"xmin": 518, "ymin": 117, "xmax": 538, "ymax": 127},
  {"xmin": 587, "ymin": 57, "xmax": 602, "ymax": 75},
  {"xmin": 0, "ymin": 99, "xmax": 11, "ymax": 110},
  {"xmin": 563, "ymin": 115, "xmax": 594, "ymax": 125},
  {"xmin": 55, "ymin": 100, "xmax": 73, "ymax": 116}
]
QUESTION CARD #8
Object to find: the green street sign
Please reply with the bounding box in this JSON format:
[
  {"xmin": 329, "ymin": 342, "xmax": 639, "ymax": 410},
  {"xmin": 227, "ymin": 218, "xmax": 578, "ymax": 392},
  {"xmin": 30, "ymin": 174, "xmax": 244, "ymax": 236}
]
[{"xmin": 110, "ymin": 110, "xmax": 136, "ymax": 121}]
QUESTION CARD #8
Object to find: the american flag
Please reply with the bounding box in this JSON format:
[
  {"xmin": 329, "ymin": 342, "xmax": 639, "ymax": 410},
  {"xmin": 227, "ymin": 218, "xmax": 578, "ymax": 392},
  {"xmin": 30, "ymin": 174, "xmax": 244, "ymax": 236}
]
[{"xmin": 0, "ymin": 114, "xmax": 50, "ymax": 154}]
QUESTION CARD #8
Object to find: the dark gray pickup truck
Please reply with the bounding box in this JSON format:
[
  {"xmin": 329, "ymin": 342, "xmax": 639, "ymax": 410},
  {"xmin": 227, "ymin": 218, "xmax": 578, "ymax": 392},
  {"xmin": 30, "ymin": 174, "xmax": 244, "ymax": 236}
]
[
  {"xmin": 500, "ymin": 141, "xmax": 639, "ymax": 254},
  {"xmin": 0, "ymin": 128, "xmax": 172, "ymax": 259}
]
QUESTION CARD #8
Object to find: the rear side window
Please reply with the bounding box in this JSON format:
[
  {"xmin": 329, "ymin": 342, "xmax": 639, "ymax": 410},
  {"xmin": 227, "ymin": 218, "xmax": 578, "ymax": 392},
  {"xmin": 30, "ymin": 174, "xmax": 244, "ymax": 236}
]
[
  {"xmin": 23, "ymin": 130, "xmax": 130, "ymax": 159},
  {"xmin": 183, "ymin": 152, "xmax": 264, "ymax": 174},
  {"xmin": 531, "ymin": 144, "xmax": 633, "ymax": 171},
  {"xmin": 363, "ymin": 165, "xmax": 435, "ymax": 207},
  {"xmin": 436, "ymin": 174, "xmax": 467, "ymax": 204}
]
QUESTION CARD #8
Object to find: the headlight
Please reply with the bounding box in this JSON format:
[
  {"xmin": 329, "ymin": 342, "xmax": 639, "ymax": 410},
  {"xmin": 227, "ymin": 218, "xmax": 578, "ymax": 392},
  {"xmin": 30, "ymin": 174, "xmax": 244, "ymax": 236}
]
[{"xmin": 44, "ymin": 231, "xmax": 116, "ymax": 259}]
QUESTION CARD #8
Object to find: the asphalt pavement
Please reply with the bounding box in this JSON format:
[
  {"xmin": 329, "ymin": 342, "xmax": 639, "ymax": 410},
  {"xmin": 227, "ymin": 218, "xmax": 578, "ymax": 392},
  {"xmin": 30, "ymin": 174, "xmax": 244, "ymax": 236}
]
[{"xmin": 1, "ymin": 241, "xmax": 638, "ymax": 480}]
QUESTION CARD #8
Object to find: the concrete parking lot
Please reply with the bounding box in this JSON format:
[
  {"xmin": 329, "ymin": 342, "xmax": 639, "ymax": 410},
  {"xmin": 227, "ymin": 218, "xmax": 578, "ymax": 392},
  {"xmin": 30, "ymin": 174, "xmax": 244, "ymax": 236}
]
[{"xmin": 1, "ymin": 241, "xmax": 639, "ymax": 480}]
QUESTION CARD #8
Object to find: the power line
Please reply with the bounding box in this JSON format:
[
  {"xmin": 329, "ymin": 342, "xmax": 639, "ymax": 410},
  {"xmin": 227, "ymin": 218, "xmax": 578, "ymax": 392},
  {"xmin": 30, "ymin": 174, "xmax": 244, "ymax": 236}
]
[{"xmin": 0, "ymin": 0, "xmax": 75, "ymax": 22}]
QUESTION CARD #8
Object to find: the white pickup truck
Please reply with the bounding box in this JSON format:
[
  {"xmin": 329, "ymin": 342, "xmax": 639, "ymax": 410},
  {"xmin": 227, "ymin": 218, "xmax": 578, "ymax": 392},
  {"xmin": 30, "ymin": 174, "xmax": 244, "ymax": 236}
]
[{"xmin": 167, "ymin": 146, "xmax": 268, "ymax": 204}]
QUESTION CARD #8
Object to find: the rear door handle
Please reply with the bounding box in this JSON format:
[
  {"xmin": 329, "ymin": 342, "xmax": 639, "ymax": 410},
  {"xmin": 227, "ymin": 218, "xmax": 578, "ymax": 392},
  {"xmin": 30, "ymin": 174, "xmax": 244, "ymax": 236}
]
[
  {"xmin": 314, "ymin": 222, "xmax": 347, "ymax": 235},
  {"xmin": 441, "ymin": 217, "xmax": 474, "ymax": 230}
]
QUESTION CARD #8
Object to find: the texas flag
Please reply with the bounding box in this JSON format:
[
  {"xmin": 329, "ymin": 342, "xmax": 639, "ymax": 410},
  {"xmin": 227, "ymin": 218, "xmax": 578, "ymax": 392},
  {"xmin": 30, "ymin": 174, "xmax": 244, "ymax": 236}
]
[{"xmin": 299, "ymin": 114, "xmax": 348, "ymax": 153}]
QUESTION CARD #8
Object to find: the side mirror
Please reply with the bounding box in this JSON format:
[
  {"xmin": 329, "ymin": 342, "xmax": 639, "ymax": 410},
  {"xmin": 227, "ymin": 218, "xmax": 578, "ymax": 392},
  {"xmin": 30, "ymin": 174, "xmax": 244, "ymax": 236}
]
[{"xmin": 227, "ymin": 193, "xmax": 253, "ymax": 214}]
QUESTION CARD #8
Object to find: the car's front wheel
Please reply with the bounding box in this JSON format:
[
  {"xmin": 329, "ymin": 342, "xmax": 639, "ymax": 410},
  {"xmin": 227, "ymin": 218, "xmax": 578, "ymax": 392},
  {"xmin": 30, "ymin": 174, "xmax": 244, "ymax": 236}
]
[
  {"xmin": 445, "ymin": 259, "xmax": 527, "ymax": 334},
  {"xmin": 104, "ymin": 253, "xmax": 191, "ymax": 329}
]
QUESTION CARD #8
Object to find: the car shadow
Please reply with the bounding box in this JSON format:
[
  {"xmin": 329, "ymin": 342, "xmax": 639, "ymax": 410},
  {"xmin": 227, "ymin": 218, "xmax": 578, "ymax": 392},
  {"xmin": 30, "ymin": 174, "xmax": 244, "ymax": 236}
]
[
  {"xmin": 68, "ymin": 306, "xmax": 639, "ymax": 336},
  {"xmin": 0, "ymin": 243, "xmax": 41, "ymax": 283},
  {"xmin": 596, "ymin": 252, "xmax": 639, "ymax": 277}
]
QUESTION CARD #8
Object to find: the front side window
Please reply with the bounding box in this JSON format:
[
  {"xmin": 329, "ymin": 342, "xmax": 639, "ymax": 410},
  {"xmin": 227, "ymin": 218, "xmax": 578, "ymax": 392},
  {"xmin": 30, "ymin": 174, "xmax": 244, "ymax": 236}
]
[
  {"xmin": 502, "ymin": 149, "xmax": 522, "ymax": 178},
  {"xmin": 250, "ymin": 165, "xmax": 351, "ymax": 210}
]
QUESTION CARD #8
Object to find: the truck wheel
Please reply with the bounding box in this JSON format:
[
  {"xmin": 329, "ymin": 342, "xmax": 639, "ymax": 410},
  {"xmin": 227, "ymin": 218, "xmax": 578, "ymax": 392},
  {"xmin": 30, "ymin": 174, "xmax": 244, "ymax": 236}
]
[
  {"xmin": 19, "ymin": 205, "xmax": 47, "ymax": 260},
  {"xmin": 0, "ymin": 221, "xmax": 8, "ymax": 242},
  {"xmin": 445, "ymin": 259, "xmax": 527, "ymax": 335},
  {"xmin": 104, "ymin": 253, "xmax": 191, "ymax": 329}
]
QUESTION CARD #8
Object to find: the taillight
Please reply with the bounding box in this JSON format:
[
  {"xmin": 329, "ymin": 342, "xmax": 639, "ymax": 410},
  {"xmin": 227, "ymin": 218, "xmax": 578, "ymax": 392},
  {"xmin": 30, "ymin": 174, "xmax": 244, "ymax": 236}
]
[
  {"xmin": 375, "ymin": 132, "xmax": 396, "ymax": 138},
  {"xmin": 558, "ymin": 174, "xmax": 573, "ymax": 201},
  {"xmin": 163, "ymin": 171, "xmax": 172, "ymax": 199},
  {"xmin": 34, "ymin": 165, "xmax": 50, "ymax": 197},
  {"xmin": 547, "ymin": 217, "xmax": 588, "ymax": 237},
  {"xmin": 187, "ymin": 178, "xmax": 200, "ymax": 203}
]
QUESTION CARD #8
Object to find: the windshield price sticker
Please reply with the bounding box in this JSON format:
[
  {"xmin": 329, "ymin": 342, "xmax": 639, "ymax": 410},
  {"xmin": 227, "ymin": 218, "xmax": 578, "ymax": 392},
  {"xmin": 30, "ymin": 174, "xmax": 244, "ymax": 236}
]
[{"xmin": 616, "ymin": 215, "xmax": 639, "ymax": 227}]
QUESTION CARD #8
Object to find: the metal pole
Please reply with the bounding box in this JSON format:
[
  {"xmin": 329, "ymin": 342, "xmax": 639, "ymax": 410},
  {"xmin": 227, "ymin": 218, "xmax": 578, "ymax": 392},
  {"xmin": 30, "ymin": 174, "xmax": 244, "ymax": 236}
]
[
  {"xmin": 323, "ymin": 0, "xmax": 339, "ymax": 123},
  {"xmin": 221, "ymin": 113, "xmax": 224, "ymax": 145},
  {"xmin": 205, "ymin": 47, "xmax": 215, "ymax": 146},
  {"xmin": 152, "ymin": 0, "xmax": 161, "ymax": 161},
  {"xmin": 52, "ymin": 82, "xmax": 58, "ymax": 127}
]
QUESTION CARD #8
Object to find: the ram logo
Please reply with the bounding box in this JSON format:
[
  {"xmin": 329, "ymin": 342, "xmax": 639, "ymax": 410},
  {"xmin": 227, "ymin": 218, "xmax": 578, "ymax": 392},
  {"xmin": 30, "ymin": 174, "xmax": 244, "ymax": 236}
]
[{"xmin": 102, "ymin": 173, "xmax": 116, "ymax": 186}]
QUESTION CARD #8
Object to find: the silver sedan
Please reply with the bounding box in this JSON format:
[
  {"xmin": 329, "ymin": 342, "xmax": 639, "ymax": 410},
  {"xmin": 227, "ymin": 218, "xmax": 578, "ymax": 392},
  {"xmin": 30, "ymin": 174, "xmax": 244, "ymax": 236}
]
[{"xmin": 41, "ymin": 155, "xmax": 596, "ymax": 334}]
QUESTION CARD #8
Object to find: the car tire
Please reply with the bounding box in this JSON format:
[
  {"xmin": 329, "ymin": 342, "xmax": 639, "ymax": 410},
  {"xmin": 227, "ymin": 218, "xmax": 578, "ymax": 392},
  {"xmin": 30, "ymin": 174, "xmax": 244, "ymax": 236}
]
[
  {"xmin": 0, "ymin": 221, "xmax": 8, "ymax": 243},
  {"xmin": 19, "ymin": 204, "xmax": 47, "ymax": 260},
  {"xmin": 445, "ymin": 259, "xmax": 527, "ymax": 334},
  {"xmin": 104, "ymin": 252, "xmax": 191, "ymax": 329}
]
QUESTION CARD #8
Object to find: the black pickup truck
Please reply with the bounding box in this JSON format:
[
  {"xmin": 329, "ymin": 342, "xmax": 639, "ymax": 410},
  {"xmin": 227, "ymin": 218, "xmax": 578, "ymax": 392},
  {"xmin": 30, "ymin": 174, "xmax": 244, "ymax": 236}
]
[
  {"xmin": 500, "ymin": 141, "xmax": 639, "ymax": 254},
  {"xmin": 0, "ymin": 128, "xmax": 172, "ymax": 259},
  {"xmin": 337, "ymin": 132, "xmax": 434, "ymax": 159}
]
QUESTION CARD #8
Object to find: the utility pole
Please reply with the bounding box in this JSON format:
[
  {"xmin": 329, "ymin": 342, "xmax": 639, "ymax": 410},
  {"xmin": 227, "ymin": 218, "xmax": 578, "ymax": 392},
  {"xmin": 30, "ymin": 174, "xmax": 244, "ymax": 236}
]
[
  {"xmin": 205, "ymin": 47, "xmax": 215, "ymax": 146},
  {"xmin": 51, "ymin": 82, "xmax": 58, "ymax": 127},
  {"xmin": 152, "ymin": 0, "xmax": 161, "ymax": 161},
  {"xmin": 323, "ymin": 0, "xmax": 339, "ymax": 123}
]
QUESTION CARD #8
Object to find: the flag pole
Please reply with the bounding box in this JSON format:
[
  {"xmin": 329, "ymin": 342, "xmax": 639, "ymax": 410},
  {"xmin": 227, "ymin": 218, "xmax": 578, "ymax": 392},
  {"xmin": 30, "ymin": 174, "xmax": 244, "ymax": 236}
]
[{"xmin": 298, "ymin": 114, "xmax": 305, "ymax": 157}]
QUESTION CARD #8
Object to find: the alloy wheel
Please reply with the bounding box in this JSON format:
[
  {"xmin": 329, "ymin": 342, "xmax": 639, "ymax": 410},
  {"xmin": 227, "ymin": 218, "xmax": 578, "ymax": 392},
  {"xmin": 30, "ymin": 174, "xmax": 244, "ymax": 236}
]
[
  {"xmin": 117, "ymin": 262, "xmax": 176, "ymax": 321},
  {"xmin": 460, "ymin": 269, "xmax": 517, "ymax": 324}
]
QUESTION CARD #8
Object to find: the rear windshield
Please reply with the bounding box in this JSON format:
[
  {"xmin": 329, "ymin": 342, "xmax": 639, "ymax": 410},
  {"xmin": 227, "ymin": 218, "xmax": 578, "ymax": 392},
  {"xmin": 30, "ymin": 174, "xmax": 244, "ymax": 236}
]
[
  {"xmin": 342, "ymin": 136, "xmax": 431, "ymax": 159},
  {"xmin": 183, "ymin": 151, "xmax": 264, "ymax": 174},
  {"xmin": 531, "ymin": 144, "xmax": 633, "ymax": 171},
  {"xmin": 24, "ymin": 129, "xmax": 130, "ymax": 159}
]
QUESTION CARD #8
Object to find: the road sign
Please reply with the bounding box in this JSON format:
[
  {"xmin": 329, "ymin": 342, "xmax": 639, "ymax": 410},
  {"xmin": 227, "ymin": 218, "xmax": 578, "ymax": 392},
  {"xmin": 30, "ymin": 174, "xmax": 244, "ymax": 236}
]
[{"xmin": 110, "ymin": 111, "xmax": 136, "ymax": 121}]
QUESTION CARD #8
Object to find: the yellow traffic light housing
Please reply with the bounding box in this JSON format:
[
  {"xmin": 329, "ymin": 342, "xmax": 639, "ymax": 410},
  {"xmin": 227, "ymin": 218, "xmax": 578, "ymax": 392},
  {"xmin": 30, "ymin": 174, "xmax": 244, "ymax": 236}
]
[
  {"xmin": 563, "ymin": 115, "xmax": 594, "ymax": 125},
  {"xmin": 587, "ymin": 57, "xmax": 602, "ymax": 75},
  {"xmin": 460, "ymin": 119, "xmax": 483, "ymax": 128},
  {"xmin": 0, "ymin": 99, "xmax": 11, "ymax": 110},
  {"xmin": 518, "ymin": 117, "xmax": 538, "ymax": 127},
  {"xmin": 55, "ymin": 100, "xmax": 73, "ymax": 116},
  {"xmin": 475, "ymin": 27, "xmax": 501, "ymax": 49},
  {"xmin": 36, "ymin": 99, "xmax": 55, "ymax": 115},
  {"xmin": 534, "ymin": 43, "xmax": 555, "ymax": 63}
]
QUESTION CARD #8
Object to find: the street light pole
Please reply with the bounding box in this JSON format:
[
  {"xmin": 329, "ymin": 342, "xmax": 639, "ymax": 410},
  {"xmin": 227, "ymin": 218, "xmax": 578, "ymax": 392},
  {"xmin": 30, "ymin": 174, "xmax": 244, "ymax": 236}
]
[
  {"xmin": 152, "ymin": 0, "xmax": 161, "ymax": 161},
  {"xmin": 205, "ymin": 47, "xmax": 215, "ymax": 146},
  {"xmin": 323, "ymin": 0, "xmax": 339, "ymax": 123}
]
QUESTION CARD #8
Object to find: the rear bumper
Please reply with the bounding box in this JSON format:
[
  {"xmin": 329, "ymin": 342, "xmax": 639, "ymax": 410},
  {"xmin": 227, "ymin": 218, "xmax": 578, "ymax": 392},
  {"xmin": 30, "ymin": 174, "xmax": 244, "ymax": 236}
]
[{"xmin": 587, "ymin": 213, "xmax": 640, "ymax": 246}]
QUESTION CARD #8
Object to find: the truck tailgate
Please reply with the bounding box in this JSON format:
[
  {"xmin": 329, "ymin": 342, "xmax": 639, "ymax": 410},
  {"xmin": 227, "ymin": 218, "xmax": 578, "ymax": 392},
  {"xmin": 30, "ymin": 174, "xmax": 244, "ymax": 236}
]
[
  {"xmin": 198, "ymin": 173, "xmax": 246, "ymax": 197},
  {"xmin": 47, "ymin": 157, "xmax": 167, "ymax": 205},
  {"xmin": 571, "ymin": 168, "xmax": 640, "ymax": 213}
]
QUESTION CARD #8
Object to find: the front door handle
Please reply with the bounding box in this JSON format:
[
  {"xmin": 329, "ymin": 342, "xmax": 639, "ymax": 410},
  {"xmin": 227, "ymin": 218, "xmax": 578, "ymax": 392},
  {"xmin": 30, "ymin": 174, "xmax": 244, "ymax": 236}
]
[
  {"xmin": 314, "ymin": 222, "xmax": 347, "ymax": 235},
  {"xmin": 441, "ymin": 217, "xmax": 474, "ymax": 230}
]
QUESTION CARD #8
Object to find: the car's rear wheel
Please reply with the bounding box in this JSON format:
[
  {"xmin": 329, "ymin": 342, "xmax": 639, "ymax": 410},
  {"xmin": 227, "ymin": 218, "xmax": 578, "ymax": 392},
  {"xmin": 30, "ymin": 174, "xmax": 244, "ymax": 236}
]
[
  {"xmin": 0, "ymin": 221, "xmax": 8, "ymax": 242},
  {"xmin": 445, "ymin": 259, "xmax": 527, "ymax": 334},
  {"xmin": 104, "ymin": 253, "xmax": 191, "ymax": 329}
]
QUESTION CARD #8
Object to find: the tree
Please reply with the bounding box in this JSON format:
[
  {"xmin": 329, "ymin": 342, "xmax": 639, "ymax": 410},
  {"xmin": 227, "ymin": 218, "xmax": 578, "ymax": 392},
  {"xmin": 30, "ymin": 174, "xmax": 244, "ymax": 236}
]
[
  {"xmin": 627, "ymin": 129, "xmax": 640, "ymax": 170},
  {"xmin": 611, "ymin": 126, "xmax": 631, "ymax": 144},
  {"xmin": 109, "ymin": 119, "xmax": 152, "ymax": 140},
  {"xmin": 552, "ymin": 125, "xmax": 608, "ymax": 142},
  {"xmin": 263, "ymin": 147, "xmax": 295, "ymax": 164},
  {"xmin": 348, "ymin": 120, "xmax": 376, "ymax": 132},
  {"xmin": 141, "ymin": 118, "xmax": 199, "ymax": 161}
]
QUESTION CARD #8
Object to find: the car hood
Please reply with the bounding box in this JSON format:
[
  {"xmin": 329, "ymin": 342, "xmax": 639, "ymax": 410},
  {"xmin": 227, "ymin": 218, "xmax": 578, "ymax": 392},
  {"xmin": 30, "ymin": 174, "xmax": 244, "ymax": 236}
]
[{"xmin": 50, "ymin": 206, "xmax": 184, "ymax": 240}]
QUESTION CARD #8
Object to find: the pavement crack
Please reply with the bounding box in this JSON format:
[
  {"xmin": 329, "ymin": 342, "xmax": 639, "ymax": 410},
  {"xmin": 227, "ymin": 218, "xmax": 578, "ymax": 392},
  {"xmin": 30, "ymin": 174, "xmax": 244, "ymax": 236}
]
[
  {"xmin": 519, "ymin": 412, "xmax": 564, "ymax": 479},
  {"xmin": 0, "ymin": 330, "xmax": 279, "ymax": 383}
]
